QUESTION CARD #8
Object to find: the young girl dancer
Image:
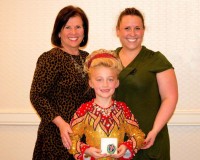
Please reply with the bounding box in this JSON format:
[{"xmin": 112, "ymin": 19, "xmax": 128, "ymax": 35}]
[{"xmin": 68, "ymin": 49, "xmax": 145, "ymax": 160}]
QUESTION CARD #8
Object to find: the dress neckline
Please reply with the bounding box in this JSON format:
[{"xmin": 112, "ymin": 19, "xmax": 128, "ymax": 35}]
[{"xmin": 92, "ymin": 99, "xmax": 117, "ymax": 117}]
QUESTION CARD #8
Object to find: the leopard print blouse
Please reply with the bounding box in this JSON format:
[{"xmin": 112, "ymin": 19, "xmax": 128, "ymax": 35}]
[{"xmin": 30, "ymin": 48, "xmax": 94, "ymax": 160}]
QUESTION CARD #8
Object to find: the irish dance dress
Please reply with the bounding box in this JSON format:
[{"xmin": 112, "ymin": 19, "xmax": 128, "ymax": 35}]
[{"xmin": 68, "ymin": 99, "xmax": 145, "ymax": 160}]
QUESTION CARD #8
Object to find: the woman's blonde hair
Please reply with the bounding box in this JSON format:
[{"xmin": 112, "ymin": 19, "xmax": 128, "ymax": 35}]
[{"xmin": 84, "ymin": 49, "xmax": 123, "ymax": 78}]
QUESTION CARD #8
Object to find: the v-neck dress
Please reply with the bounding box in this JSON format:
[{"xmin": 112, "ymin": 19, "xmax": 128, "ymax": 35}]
[{"xmin": 115, "ymin": 46, "xmax": 173, "ymax": 160}]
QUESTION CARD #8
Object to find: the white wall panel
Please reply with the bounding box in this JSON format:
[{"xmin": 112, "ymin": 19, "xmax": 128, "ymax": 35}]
[
  {"xmin": 0, "ymin": 0, "xmax": 200, "ymax": 159},
  {"xmin": 0, "ymin": 0, "xmax": 200, "ymax": 112}
]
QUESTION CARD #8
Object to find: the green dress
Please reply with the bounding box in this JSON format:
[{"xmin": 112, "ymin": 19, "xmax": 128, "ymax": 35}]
[{"xmin": 115, "ymin": 46, "xmax": 173, "ymax": 160}]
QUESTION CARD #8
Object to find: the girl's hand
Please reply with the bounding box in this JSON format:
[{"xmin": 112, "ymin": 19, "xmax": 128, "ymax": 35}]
[
  {"xmin": 85, "ymin": 147, "xmax": 107, "ymax": 159},
  {"xmin": 110, "ymin": 145, "xmax": 127, "ymax": 159}
]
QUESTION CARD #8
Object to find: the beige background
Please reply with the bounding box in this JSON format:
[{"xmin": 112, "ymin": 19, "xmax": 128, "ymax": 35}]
[{"xmin": 0, "ymin": 0, "xmax": 200, "ymax": 159}]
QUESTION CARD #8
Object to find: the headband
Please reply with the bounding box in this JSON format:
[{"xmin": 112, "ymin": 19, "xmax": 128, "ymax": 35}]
[{"xmin": 87, "ymin": 53, "xmax": 116, "ymax": 68}]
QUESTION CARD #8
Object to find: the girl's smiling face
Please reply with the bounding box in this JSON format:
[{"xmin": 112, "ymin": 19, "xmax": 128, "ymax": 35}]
[{"xmin": 89, "ymin": 66, "xmax": 119, "ymax": 99}]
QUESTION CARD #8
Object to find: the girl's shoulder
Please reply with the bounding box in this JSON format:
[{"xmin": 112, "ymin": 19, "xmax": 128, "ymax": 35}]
[
  {"xmin": 115, "ymin": 100, "xmax": 132, "ymax": 118},
  {"xmin": 75, "ymin": 100, "xmax": 93, "ymax": 116},
  {"xmin": 116, "ymin": 101, "xmax": 131, "ymax": 112}
]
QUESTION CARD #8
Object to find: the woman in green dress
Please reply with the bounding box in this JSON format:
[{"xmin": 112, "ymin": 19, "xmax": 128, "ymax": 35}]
[{"xmin": 114, "ymin": 7, "xmax": 178, "ymax": 160}]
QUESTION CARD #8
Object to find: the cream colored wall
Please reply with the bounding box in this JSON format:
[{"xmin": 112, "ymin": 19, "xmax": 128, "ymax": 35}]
[
  {"xmin": 1, "ymin": 121, "xmax": 200, "ymax": 160},
  {"xmin": 0, "ymin": 0, "xmax": 200, "ymax": 159}
]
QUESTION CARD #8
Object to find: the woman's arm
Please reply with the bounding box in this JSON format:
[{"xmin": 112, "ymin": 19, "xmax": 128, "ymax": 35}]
[
  {"xmin": 30, "ymin": 53, "xmax": 60, "ymax": 125},
  {"xmin": 143, "ymin": 69, "xmax": 178, "ymax": 149}
]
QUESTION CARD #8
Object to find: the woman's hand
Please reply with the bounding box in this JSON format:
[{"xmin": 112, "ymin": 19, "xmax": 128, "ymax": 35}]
[
  {"xmin": 53, "ymin": 116, "xmax": 73, "ymax": 149},
  {"xmin": 142, "ymin": 130, "xmax": 157, "ymax": 149},
  {"xmin": 85, "ymin": 147, "xmax": 107, "ymax": 159},
  {"xmin": 59, "ymin": 121, "xmax": 73, "ymax": 149}
]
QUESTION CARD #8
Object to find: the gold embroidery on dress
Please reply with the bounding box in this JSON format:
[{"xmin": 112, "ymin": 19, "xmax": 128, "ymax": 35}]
[{"xmin": 69, "ymin": 101, "xmax": 146, "ymax": 160}]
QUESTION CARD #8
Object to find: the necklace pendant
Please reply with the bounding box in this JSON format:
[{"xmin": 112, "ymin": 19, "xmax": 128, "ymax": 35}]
[{"xmin": 70, "ymin": 54, "xmax": 86, "ymax": 78}]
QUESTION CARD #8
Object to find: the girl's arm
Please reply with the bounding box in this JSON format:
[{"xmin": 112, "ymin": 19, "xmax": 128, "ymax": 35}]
[
  {"xmin": 114, "ymin": 103, "xmax": 145, "ymax": 159},
  {"xmin": 68, "ymin": 109, "xmax": 87, "ymax": 157},
  {"xmin": 69, "ymin": 104, "xmax": 108, "ymax": 160}
]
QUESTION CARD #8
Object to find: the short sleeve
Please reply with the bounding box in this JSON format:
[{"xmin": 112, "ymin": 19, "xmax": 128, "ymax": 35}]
[{"xmin": 149, "ymin": 52, "xmax": 174, "ymax": 73}]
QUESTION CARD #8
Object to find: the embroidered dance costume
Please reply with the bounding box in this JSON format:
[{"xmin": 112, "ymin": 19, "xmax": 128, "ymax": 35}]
[{"xmin": 69, "ymin": 99, "xmax": 145, "ymax": 160}]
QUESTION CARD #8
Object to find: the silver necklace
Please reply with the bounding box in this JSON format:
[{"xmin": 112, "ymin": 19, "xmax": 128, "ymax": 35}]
[{"xmin": 70, "ymin": 54, "xmax": 86, "ymax": 78}]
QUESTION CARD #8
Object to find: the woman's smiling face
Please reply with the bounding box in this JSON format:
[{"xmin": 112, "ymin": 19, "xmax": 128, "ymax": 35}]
[
  {"xmin": 116, "ymin": 15, "xmax": 145, "ymax": 51},
  {"xmin": 59, "ymin": 15, "xmax": 84, "ymax": 50}
]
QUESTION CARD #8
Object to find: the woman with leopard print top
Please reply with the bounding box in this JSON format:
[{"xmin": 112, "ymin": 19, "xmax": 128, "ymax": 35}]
[{"xmin": 30, "ymin": 5, "xmax": 94, "ymax": 160}]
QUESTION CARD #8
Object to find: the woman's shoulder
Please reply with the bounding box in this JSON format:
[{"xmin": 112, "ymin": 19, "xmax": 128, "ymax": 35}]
[
  {"xmin": 142, "ymin": 46, "xmax": 173, "ymax": 71},
  {"xmin": 36, "ymin": 48, "xmax": 67, "ymax": 67},
  {"xmin": 79, "ymin": 49, "xmax": 89, "ymax": 54},
  {"xmin": 79, "ymin": 49, "xmax": 89, "ymax": 58},
  {"xmin": 142, "ymin": 46, "xmax": 168, "ymax": 60},
  {"xmin": 38, "ymin": 48, "xmax": 61, "ymax": 59},
  {"xmin": 114, "ymin": 47, "xmax": 122, "ymax": 54}
]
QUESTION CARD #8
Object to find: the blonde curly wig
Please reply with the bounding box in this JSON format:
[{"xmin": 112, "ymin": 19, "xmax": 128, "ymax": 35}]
[{"xmin": 84, "ymin": 49, "xmax": 123, "ymax": 78}]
